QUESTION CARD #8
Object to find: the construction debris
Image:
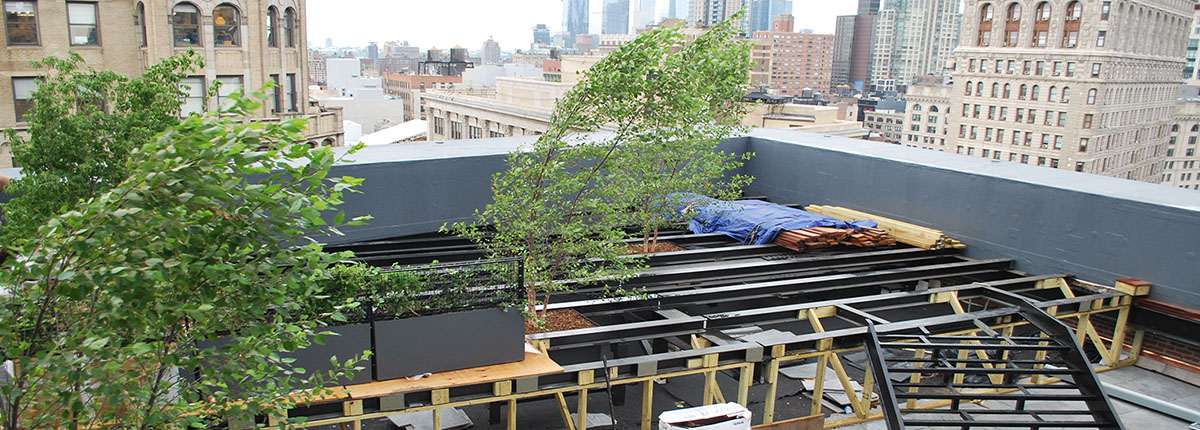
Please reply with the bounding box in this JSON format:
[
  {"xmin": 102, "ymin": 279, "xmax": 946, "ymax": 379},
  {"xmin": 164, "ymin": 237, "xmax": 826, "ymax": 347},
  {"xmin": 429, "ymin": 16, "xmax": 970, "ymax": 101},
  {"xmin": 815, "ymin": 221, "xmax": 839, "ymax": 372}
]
[
  {"xmin": 773, "ymin": 226, "xmax": 896, "ymax": 252},
  {"xmin": 804, "ymin": 205, "xmax": 964, "ymax": 250}
]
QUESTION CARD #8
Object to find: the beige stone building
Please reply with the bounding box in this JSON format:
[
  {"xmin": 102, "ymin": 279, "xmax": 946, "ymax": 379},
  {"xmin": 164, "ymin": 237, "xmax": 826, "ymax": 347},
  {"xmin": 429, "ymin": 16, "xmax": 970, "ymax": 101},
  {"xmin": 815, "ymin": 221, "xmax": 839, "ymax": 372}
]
[
  {"xmin": 1162, "ymin": 100, "xmax": 1200, "ymax": 190},
  {"xmin": 862, "ymin": 108, "xmax": 904, "ymax": 143},
  {"xmin": 382, "ymin": 73, "xmax": 462, "ymax": 121},
  {"xmin": 422, "ymin": 77, "xmax": 573, "ymax": 141},
  {"xmin": 948, "ymin": 0, "xmax": 1191, "ymax": 182},
  {"xmin": 0, "ymin": 0, "xmax": 342, "ymax": 167},
  {"xmin": 741, "ymin": 102, "xmax": 868, "ymax": 137},
  {"xmin": 902, "ymin": 79, "xmax": 954, "ymax": 150}
]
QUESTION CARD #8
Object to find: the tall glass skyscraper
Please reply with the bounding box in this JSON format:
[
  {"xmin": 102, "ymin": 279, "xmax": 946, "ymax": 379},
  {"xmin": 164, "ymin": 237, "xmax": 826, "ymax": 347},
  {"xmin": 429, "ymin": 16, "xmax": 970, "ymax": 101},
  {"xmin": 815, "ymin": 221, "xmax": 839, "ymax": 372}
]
[{"xmin": 563, "ymin": 0, "xmax": 590, "ymax": 44}]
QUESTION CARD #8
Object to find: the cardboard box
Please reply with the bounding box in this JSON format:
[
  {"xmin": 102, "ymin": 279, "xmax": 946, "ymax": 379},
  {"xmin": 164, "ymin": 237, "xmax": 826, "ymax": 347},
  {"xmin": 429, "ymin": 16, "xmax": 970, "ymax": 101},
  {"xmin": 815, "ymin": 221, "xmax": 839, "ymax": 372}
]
[{"xmin": 658, "ymin": 403, "xmax": 752, "ymax": 430}]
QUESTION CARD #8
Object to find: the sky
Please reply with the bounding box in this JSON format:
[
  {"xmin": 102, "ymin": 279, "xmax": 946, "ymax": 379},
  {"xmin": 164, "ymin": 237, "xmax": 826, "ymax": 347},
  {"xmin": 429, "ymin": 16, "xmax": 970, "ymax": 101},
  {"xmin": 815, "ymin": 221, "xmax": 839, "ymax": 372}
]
[{"xmin": 306, "ymin": 0, "xmax": 857, "ymax": 52}]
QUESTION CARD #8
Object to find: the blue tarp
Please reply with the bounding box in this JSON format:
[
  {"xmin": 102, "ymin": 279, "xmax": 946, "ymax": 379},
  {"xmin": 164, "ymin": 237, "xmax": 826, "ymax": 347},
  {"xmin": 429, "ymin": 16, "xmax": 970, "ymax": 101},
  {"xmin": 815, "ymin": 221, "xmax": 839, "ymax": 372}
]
[{"xmin": 674, "ymin": 193, "xmax": 877, "ymax": 245}]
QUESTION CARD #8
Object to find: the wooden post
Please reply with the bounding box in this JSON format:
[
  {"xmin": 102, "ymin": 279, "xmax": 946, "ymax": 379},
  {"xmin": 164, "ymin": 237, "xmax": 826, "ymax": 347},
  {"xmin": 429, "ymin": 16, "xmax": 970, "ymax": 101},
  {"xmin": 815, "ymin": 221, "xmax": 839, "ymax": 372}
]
[
  {"xmin": 1109, "ymin": 295, "xmax": 1133, "ymax": 362},
  {"xmin": 556, "ymin": 392, "xmax": 578, "ymax": 430},
  {"xmin": 907, "ymin": 348, "xmax": 926, "ymax": 409},
  {"xmin": 577, "ymin": 370, "xmax": 593, "ymax": 430},
  {"xmin": 431, "ymin": 389, "xmax": 449, "ymax": 430},
  {"xmin": 764, "ymin": 355, "xmax": 782, "ymax": 424},
  {"xmin": 641, "ymin": 380, "xmax": 654, "ymax": 430},
  {"xmin": 506, "ymin": 398, "xmax": 517, "ymax": 430},
  {"xmin": 737, "ymin": 364, "xmax": 753, "ymax": 407},
  {"xmin": 812, "ymin": 351, "xmax": 830, "ymax": 416}
]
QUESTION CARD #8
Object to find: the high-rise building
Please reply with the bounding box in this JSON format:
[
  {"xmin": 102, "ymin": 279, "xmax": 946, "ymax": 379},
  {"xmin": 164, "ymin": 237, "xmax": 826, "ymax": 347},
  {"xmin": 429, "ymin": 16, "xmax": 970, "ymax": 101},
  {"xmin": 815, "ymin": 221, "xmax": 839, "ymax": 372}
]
[
  {"xmin": 748, "ymin": 0, "xmax": 792, "ymax": 32},
  {"xmin": 532, "ymin": 24, "xmax": 553, "ymax": 47},
  {"xmin": 690, "ymin": 0, "xmax": 743, "ymax": 29},
  {"xmin": 752, "ymin": 14, "xmax": 835, "ymax": 96},
  {"xmin": 943, "ymin": 0, "xmax": 1190, "ymax": 183},
  {"xmin": 367, "ymin": 42, "xmax": 380, "ymax": 60},
  {"xmin": 325, "ymin": 37, "xmax": 333, "ymax": 48},
  {"xmin": 869, "ymin": 0, "xmax": 961, "ymax": 93},
  {"xmin": 482, "ymin": 38, "xmax": 502, "ymax": 65},
  {"xmin": 0, "ymin": 0, "xmax": 342, "ymax": 167},
  {"xmin": 633, "ymin": 0, "xmax": 657, "ymax": 30},
  {"xmin": 668, "ymin": 0, "xmax": 690, "ymax": 19},
  {"xmin": 603, "ymin": 0, "xmax": 631, "ymax": 34},
  {"xmin": 1184, "ymin": 6, "xmax": 1200, "ymax": 85},
  {"xmin": 832, "ymin": 15, "xmax": 856, "ymax": 89},
  {"xmin": 1163, "ymin": 99, "xmax": 1200, "ymax": 189},
  {"xmin": 563, "ymin": 0, "xmax": 590, "ymax": 45}
]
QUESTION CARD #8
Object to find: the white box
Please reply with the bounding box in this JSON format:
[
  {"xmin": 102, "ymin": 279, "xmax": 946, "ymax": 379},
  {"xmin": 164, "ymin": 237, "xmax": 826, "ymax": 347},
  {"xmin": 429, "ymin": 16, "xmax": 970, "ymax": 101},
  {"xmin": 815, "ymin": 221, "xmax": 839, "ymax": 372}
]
[{"xmin": 658, "ymin": 402, "xmax": 752, "ymax": 430}]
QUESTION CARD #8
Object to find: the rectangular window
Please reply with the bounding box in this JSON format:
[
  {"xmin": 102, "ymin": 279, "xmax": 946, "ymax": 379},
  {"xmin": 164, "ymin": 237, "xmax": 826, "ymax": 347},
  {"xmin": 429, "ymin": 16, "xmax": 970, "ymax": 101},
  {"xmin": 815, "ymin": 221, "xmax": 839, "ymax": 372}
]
[
  {"xmin": 1091, "ymin": 63, "xmax": 1101, "ymax": 78},
  {"xmin": 1053, "ymin": 62, "xmax": 1062, "ymax": 76},
  {"xmin": 1010, "ymin": 153, "xmax": 1017, "ymax": 161},
  {"xmin": 1075, "ymin": 162, "xmax": 1085, "ymax": 172},
  {"xmin": 983, "ymin": 149, "xmax": 990, "ymax": 158},
  {"xmin": 1007, "ymin": 60, "xmax": 1016, "ymax": 74},
  {"xmin": 4, "ymin": 0, "xmax": 36, "ymax": 45},
  {"xmin": 1096, "ymin": 31, "xmax": 1106, "ymax": 47},
  {"xmin": 1066, "ymin": 62, "xmax": 1076, "ymax": 77},
  {"xmin": 970, "ymin": 126, "xmax": 978, "ymax": 140},
  {"xmin": 1079, "ymin": 138, "xmax": 1089, "ymax": 152},
  {"xmin": 1028, "ymin": 109, "xmax": 1036, "ymax": 124},
  {"xmin": 988, "ymin": 106, "xmax": 996, "ymax": 120},
  {"xmin": 985, "ymin": 128, "xmax": 993, "ymax": 141},
  {"xmin": 1054, "ymin": 135, "xmax": 1063, "ymax": 149},
  {"xmin": 215, "ymin": 75, "xmax": 243, "ymax": 109},
  {"xmin": 1016, "ymin": 108, "xmax": 1024, "ymax": 122},
  {"xmin": 1083, "ymin": 113, "xmax": 1093, "ymax": 129},
  {"xmin": 450, "ymin": 121, "xmax": 462, "ymax": 139},
  {"xmin": 1051, "ymin": 158, "xmax": 1059, "ymax": 168},
  {"xmin": 969, "ymin": 59, "xmax": 976, "ymax": 72},
  {"xmin": 997, "ymin": 129, "xmax": 1005, "ymax": 142},
  {"xmin": 1012, "ymin": 131, "xmax": 1021, "ymax": 145},
  {"xmin": 1037, "ymin": 156, "xmax": 1046, "ymax": 166},
  {"xmin": 180, "ymin": 76, "xmax": 205, "ymax": 117},
  {"xmin": 269, "ymin": 74, "xmax": 280, "ymax": 113},
  {"xmin": 1021, "ymin": 154, "xmax": 1029, "ymax": 164},
  {"xmin": 973, "ymin": 104, "xmax": 980, "ymax": 118},
  {"xmin": 962, "ymin": 103, "xmax": 969, "ymax": 117},
  {"xmin": 1036, "ymin": 61, "xmax": 1044, "ymax": 75},
  {"xmin": 66, "ymin": 2, "xmax": 97, "ymax": 46},
  {"xmin": 1101, "ymin": 2, "xmax": 1110, "ymax": 20},
  {"xmin": 1023, "ymin": 60, "xmax": 1032, "ymax": 75},
  {"xmin": 1034, "ymin": 31, "xmax": 1048, "ymax": 47},
  {"xmin": 1000, "ymin": 107, "xmax": 1008, "ymax": 121},
  {"xmin": 1063, "ymin": 30, "xmax": 1078, "ymax": 48},
  {"xmin": 1041, "ymin": 134, "xmax": 1051, "ymax": 148},
  {"xmin": 433, "ymin": 117, "xmax": 444, "ymax": 135},
  {"xmin": 1044, "ymin": 111, "xmax": 1053, "ymax": 126},
  {"xmin": 286, "ymin": 74, "xmax": 297, "ymax": 112},
  {"xmin": 12, "ymin": 76, "xmax": 37, "ymax": 122},
  {"xmin": 1057, "ymin": 112, "xmax": 1067, "ymax": 127}
]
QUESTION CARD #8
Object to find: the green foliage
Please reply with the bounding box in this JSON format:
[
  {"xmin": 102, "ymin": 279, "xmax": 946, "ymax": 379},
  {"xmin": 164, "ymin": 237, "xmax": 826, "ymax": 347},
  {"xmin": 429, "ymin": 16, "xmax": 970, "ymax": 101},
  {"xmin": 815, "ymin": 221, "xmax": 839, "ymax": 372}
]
[
  {"xmin": 0, "ymin": 51, "xmax": 204, "ymax": 248},
  {"xmin": 451, "ymin": 16, "xmax": 754, "ymax": 317},
  {"xmin": 0, "ymin": 90, "xmax": 370, "ymax": 429},
  {"xmin": 310, "ymin": 261, "xmax": 524, "ymax": 321}
]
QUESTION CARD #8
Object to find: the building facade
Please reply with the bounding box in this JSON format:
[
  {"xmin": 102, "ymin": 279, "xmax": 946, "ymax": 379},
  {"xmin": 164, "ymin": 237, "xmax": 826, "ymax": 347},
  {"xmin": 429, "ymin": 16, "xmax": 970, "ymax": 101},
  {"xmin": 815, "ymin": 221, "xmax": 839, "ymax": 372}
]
[
  {"xmin": 751, "ymin": 15, "xmax": 835, "ymax": 96},
  {"xmin": 948, "ymin": 0, "xmax": 1191, "ymax": 182},
  {"xmin": 1163, "ymin": 100, "xmax": 1200, "ymax": 189},
  {"xmin": 863, "ymin": 108, "xmax": 905, "ymax": 143},
  {"xmin": 532, "ymin": 24, "xmax": 552, "ymax": 47},
  {"xmin": 0, "ymin": 0, "xmax": 343, "ymax": 166},
  {"xmin": 690, "ymin": 0, "xmax": 743, "ymax": 29},
  {"xmin": 383, "ymin": 73, "xmax": 462, "ymax": 121},
  {"xmin": 603, "ymin": 0, "xmax": 631, "ymax": 34},
  {"xmin": 1184, "ymin": 4, "xmax": 1200, "ymax": 84},
  {"xmin": 748, "ymin": 0, "xmax": 793, "ymax": 32},
  {"xmin": 832, "ymin": 15, "xmax": 856, "ymax": 90},
  {"xmin": 869, "ymin": 0, "xmax": 961, "ymax": 93},
  {"xmin": 901, "ymin": 79, "xmax": 953, "ymax": 149},
  {"xmin": 482, "ymin": 38, "xmax": 501, "ymax": 65},
  {"xmin": 563, "ymin": 0, "xmax": 590, "ymax": 45}
]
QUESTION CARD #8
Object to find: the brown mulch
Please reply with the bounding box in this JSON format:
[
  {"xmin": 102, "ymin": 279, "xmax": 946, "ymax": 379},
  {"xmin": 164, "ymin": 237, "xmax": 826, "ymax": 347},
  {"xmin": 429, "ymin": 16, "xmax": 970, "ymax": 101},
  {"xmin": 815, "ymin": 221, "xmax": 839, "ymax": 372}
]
[
  {"xmin": 623, "ymin": 241, "xmax": 686, "ymax": 255},
  {"xmin": 526, "ymin": 309, "xmax": 597, "ymax": 334}
]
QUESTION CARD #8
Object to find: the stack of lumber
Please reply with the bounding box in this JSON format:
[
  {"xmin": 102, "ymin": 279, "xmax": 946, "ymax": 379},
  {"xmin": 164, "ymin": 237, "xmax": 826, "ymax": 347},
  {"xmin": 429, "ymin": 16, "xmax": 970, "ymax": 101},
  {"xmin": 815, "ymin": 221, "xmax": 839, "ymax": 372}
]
[
  {"xmin": 773, "ymin": 226, "xmax": 896, "ymax": 252},
  {"xmin": 803, "ymin": 205, "xmax": 965, "ymax": 250}
]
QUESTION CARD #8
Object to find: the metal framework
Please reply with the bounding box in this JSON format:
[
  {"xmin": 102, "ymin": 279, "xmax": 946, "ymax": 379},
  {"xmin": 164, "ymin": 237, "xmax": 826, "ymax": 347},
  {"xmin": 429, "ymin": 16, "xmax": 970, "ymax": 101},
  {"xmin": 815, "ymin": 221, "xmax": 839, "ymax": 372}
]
[{"xmin": 251, "ymin": 231, "xmax": 1145, "ymax": 430}]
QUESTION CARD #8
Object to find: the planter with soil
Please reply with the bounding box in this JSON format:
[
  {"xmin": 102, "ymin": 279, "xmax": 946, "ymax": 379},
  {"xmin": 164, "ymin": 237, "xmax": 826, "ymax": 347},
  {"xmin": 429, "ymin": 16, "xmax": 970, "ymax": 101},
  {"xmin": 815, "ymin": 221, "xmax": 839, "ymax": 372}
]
[{"xmin": 368, "ymin": 258, "xmax": 526, "ymax": 380}]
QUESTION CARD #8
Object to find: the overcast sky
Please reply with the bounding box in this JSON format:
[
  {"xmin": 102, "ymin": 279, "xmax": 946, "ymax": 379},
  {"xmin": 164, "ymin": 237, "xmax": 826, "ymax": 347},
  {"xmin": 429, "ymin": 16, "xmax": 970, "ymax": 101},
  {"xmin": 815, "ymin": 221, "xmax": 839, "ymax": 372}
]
[{"xmin": 306, "ymin": 0, "xmax": 857, "ymax": 52}]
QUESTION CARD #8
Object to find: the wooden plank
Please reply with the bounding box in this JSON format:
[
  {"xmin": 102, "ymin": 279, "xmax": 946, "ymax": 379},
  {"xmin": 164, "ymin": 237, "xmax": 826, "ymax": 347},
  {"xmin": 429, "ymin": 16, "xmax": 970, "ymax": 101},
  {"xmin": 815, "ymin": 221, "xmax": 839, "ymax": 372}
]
[
  {"xmin": 1115, "ymin": 278, "xmax": 1151, "ymax": 296},
  {"xmin": 752, "ymin": 413, "xmax": 825, "ymax": 430},
  {"xmin": 345, "ymin": 347, "xmax": 562, "ymax": 400}
]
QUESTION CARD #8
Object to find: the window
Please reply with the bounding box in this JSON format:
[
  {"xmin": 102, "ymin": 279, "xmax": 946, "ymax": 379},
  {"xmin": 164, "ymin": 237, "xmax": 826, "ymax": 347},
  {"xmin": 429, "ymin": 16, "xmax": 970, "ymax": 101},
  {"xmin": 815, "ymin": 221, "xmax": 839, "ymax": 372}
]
[
  {"xmin": 991, "ymin": 83, "xmax": 999, "ymax": 97},
  {"xmin": 1061, "ymin": 87, "xmax": 1069, "ymax": 103},
  {"xmin": 1087, "ymin": 88, "xmax": 1097, "ymax": 104},
  {"xmin": 1037, "ymin": 156, "xmax": 1046, "ymax": 166},
  {"xmin": 1075, "ymin": 162, "xmax": 1084, "ymax": 172},
  {"xmin": 913, "ymin": 104, "xmax": 923, "ymax": 112},
  {"xmin": 136, "ymin": 2, "xmax": 146, "ymax": 47},
  {"xmin": 1032, "ymin": 85, "xmax": 1040, "ymax": 101},
  {"xmin": 1000, "ymin": 107, "xmax": 1008, "ymax": 120},
  {"xmin": 1048, "ymin": 86, "xmax": 1058, "ymax": 102},
  {"xmin": 1007, "ymin": 60, "xmax": 1015, "ymax": 74},
  {"xmin": 1051, "ymin": 158, "xmax": 1059, "ymax": 168},
  {"xmin": 1054, "ymin": 135, "xmax": 1063, "ymax": 149},
  {"xmin": 172, "ymin": 3, "xmax": 200, "ymax": 47},
  {"xmin": 1083, "ymin": 113, "xmax": 1093, "ymax": 129},
  {"xmin": 988, "ymin": 105, "xmax": 996, "ymax": 119},
  {"xmin": 433, "ymin": 117, "xmax": 444, "ymax": 135},
  {"xmin": 973, "ymin": 104, "xmax": 981, "ymax": 118},
  {"xmin": 969, "ymin": 59, "xmax": 976, "ymax": 72},
  {"xmin": 66, "ymin": 2, "xmax": 98, "ymax": 46},
  {"xmin": 286, "ymin": 73, "xmax": 297, "ymax": 112},
  {"xmin": 1079, "ymin": 138, "xmax": 1089, "ymax": 152},
  {"xmin": 981, "ymin": 59, "xmax": 989, "ymax": 72},
  {"xmin": 962, "ymin": 103, "xmax": 969, "ymax": 117},
  {"xmin": 1036, "ymin": 61, "xmax": 1044, "ymax": 75},
  {"xmin": 215, "ymin": 75, "xmax": 243, "ymax": 109},
  {"xmin": 1022, "ymin": 61, "xmax": 1031, "ymax": 75},
  {"xmin": 1058, "ymin": 112, "xmax": 1067, "ymax": 126},
  {"xmin": 12, "ymin": 76, "xmax": 37, "ymax": 122},
  {"xmin": 1019, "ymin": 84, "xmax": 1027, "ymax": 99},
  {"xmin": 1096, "ymin": 31, "xmax": 1106, "ymax": 47},
  {"xmin": 4, "ymin": 0, "xmax": 36, "ymax": 45},
  {"xmin": 1065, "ymin": 2, "xmax": 1081, "ymax": 20},
  {"xmin": 1021, "ymin": 154, "xmax": 1029, "ymax": 164},
  {"xmin": 1100, "ymin": 1, "xmax": 1110, "ymax": 20},
  {"xmin": 284, "ymin": 7, "xmax": 296, "ymax": 47},
  {"xmin": 213, "ymin": 4, "xmax": 239, "ymax": 46},
  {"xmin": 985, "ymin": 128, "xmax": 994, "ymax": 141},
  {"xmin": 270, "ymin": 74, "xmax": 280, "ymax": 112},
  {"xmin": 1036, "ymin": 2, "xmax": 1051, "ymax": 21},
  {"xmin": 468, "ymin": 125, "xmax": 482, "ymax": 139},
  {"xmin": 975, "ymin": 82, "xmax": 983, "ymax": 97},
  {"xmin": 1090, "ymin": 63, "xmax": 1100, "ymax": 78},
  {"xmin": 1066, "ymin": 62, "xmax": 1076, "ymax": 77},
  {"xmin": 1016, "ymin": 108, "xmax": 1025, "ymax": 122},
  {"xmin": 1033, "ymin": 30, "xmax": 1048, "ymax": 47},
  {"xmin": 450, "ymin": 121, "xmax": 462, "ymax": 139},
  {"xmin": 1052, "ymin": 62, "xmax": 1062, "ymax": 76},
  {"xmin": 1010, "ymin": 153, "xmax": 1018, "ymax": 161},
  {"xmin": 980, "ymin": 3, "xmax": 994, "ymax": 21},
  {"xmin": 266, "ymin": 6, "xmax": 277, "ymax": 47},
  {"xmin": 1028, "ymin": 109, "xmax": 1036, "ymax": 124},
  {"xmin": 1062, "ymin": 30, "xmax": 1078, "ymax": 48},
  {"xmin": 965, "ymin": 81, "xmax": 973, "ymax": 95},
  {"xmin": 1044, "ymin": 111, "xmax": 1054, "ymax": 126},
  {"xmin": 912, "ymin": 113, "xmax": 921, "ymax": 121},
  {"xmin": 1007, "ymin": 3, "xmax": 1021, "ymax": 20},
  {"xmin": 1003, "ymin": 83, "xmax": 1011, "ymax": 98},
  {"xmin": 179, "ymin": 76, "xmax": 204, "ymax": 116}
]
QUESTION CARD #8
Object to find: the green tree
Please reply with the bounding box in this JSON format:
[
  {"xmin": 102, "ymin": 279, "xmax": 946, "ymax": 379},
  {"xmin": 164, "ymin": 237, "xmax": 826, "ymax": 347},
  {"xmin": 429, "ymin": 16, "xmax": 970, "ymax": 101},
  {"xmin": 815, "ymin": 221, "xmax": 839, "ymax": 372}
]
[
  {"xmin": 0, "ymin": 51, "xmax": 203, "ymax": 247},
  {"xmin": 452, "ymin": 17, "xmax": 753, "ymax": 318},
  {"xmin": 0, "ymin": 90, "xmax": 369, "ymax": 429},
  {"xmin": 596, "ymin": 17, "xmax": 755, "ymax": 252}
]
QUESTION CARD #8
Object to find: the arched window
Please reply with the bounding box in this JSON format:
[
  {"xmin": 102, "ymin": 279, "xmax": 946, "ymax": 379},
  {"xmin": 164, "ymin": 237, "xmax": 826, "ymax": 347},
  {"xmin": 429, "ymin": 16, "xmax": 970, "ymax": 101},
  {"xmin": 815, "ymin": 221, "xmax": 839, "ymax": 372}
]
[
  {"xmin": 136, "ymin": 2, "xmax": 147, "ymax": 47},
  {"xmin": 171, "ymin": 3, "xmax": 201, "ymax": 46},
  {"xmin": 266, "ymin": 6, "xmax": 278, "ymax": 47},
  {"xmin": 1036, "ymin": 2, "xmax": 1052, "ymax": 21},
  {"xmin": 1003, "ymin": 83, "xmax": 1012, "ymax": 98},
  {"xmin": 213, "ymin": 4, "xmax": 240, "ymax": 46},
  {"xmin": 992, "ymin": 83, "xmax": 999, "ymax": 97},
  {"xmin": 978, "ymin": 4, "xmax": 995, "ymax": 46},
  {"xmin": 284, "ymin": 7, "xmax": 296, "ymax": 47},
  {"xmin": 1172, "ymin": 124, "xmax": 1180, "ymax": 132},
  {"xmin": 1087, "ymin": 88, "xmax": 1097, "ymax": 104},
  {"xmin": 1193, "ymin": 124, "xmax": 1199, "ymax": 132},
  {"xmin": 1007, "ymin": 3, "xmax": 1021, "ymax": 20},
  {"xmin": 1019, "ymin": 84, "xmax": 1028, "ymax": 99},
  {"xmin": 1065, "ymin": 2, "xmax": 1082, "ymax": 20},
  {"xmin": 975, "ymin": 81, "xmax": 983, "ymax": 96},
  {"xmin": 1048, "ymin": 86, "xmax": 1058, "ymax": 102},
  {"xmin": 1031, "ymin": 85, "xmax": 1040, "ymax": 100},
  {"xmin": 1061, "ymin": 87, "xmax": 1070, "ymax": 103},
  {"xmin": 930, "ymin": 106, "xmax": 939, "ymax": 113},
  {"xmin": 322, "ymin": 138, "xmax": 335, "ymax": 146},
  {"xmin": 966, "ymin": 81, "xmax": 973, "ymax": 95},
  {"xmin": 913, "ymin": 104, "xmax": 923, "ymax": 111}
]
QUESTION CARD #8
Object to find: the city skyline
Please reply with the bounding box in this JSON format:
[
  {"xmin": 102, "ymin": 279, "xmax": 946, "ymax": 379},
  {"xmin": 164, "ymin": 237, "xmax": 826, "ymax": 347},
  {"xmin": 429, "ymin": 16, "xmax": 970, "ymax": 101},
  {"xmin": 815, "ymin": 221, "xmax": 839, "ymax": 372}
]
[{"xmin": 305, "ymin": 0, "xmax": 855, "ymax": 51}]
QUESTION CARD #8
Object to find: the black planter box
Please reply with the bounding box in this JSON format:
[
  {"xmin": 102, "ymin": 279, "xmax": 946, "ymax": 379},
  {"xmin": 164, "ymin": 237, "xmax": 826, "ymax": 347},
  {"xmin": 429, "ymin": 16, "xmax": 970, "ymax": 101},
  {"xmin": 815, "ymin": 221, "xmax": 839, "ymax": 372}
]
[
  {"xmin": 372, "ymin": 307, "xmax": 525, "ymax": 380},
  {"xmin": 198, "ymin": 323, "xmax": 373, "ymax": 388}
]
